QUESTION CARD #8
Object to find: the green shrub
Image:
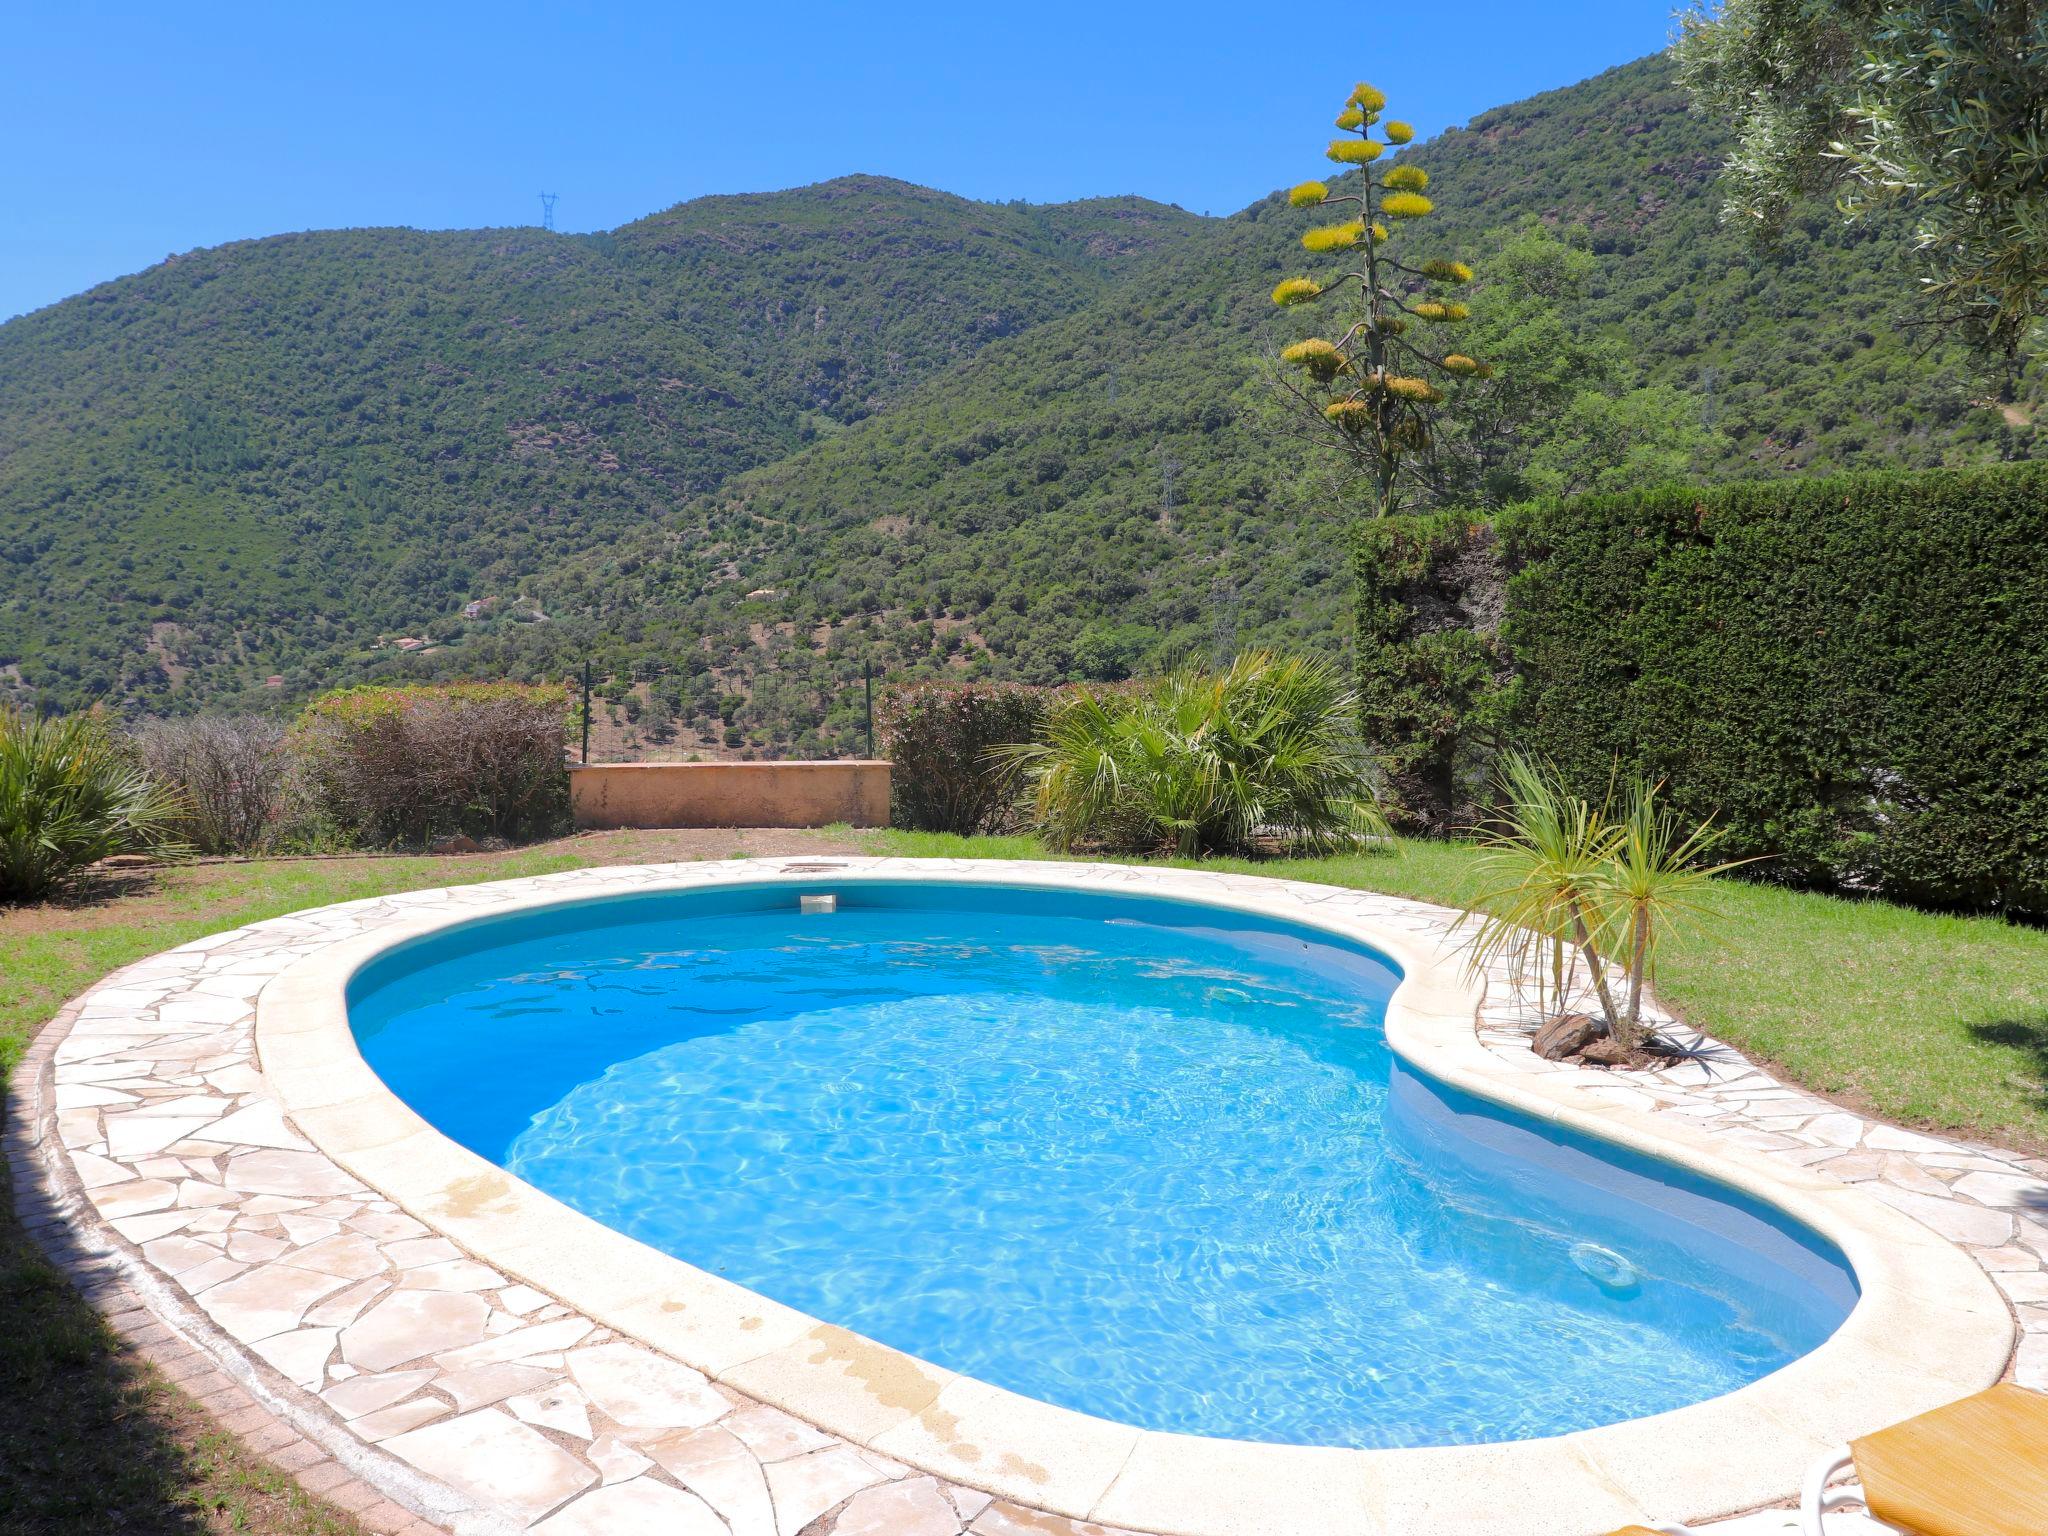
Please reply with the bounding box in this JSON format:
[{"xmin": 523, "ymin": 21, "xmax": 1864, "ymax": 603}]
[
  {"xmin": 1001, "ymin": 652, "xmax": 1388, "ymax": 858},
  {"xmin": 1497, "ymin": 463, "xmax": 2048, "ymax": 911},
  {"xmin": 0, "ymin": 709, "xmax": 186, "ymax": 902},
  {"xmin": 878, "ymin": 680, "xmax": 1050, "ymax": 834},
  {"xmin": 292, "ymin": 683, "xmax": 570, "ymax": 848}
]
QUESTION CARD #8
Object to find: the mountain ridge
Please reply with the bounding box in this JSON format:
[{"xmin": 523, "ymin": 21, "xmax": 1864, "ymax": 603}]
[{"xmin": 1, "ymin": 53, "xmax": 2033, "ymax": 743}]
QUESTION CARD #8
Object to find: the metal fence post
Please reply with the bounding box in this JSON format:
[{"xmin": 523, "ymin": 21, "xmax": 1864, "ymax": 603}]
[
  {"xmin": 580, "ymin": 660, "xmax": 592, "ymax": 764},
  {"xmin": 864, "ymin": 661, "xmax": 875, "ymax": 761}
]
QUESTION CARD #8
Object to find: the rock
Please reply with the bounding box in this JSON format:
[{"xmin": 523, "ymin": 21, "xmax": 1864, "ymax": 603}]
[
  {"xmin": 1578, "ymin": 1035, "xmax": 1637, "ymax": 1068},
  {"xmin": 428, "ymin": 834, "xmax": 481, "ymax": 855},
  {"xmin": 1532, "ymin": 1013, "xmax": 1603, "ymax": 1061}
]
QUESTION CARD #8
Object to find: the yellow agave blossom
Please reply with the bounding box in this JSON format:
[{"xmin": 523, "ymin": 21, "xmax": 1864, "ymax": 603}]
[
  {"xmin": 1334, "ymin": 107, "xmax": 1366, "ymax": 131},
  {"xmin": 1391, "ymin": 417, "xmax": 1431, "ymax": 449},
  {"xmin": 1281, "ymin": 338, "xmax": 1348, "ymax": 380},
  {"xmin": 1422, "ymin": 259, "xmax": 1474, "ymax": 283},
  {"xmin": 1324, "ymin": 399, "xmax": 1376, "ymax": 434},
  {"xmin": 1302, "ymin": 220, "xmax": 1365, "ymax": 253},
  {"xmin": 1271, "ymin": 278, "xmax": 1323, "ymax": 306},
  {"xmin": 1366, "ymin": 313, "xmax": 1408, "ymax": 335},
  {"xmin": 1385, "ymin": 375, "xmax": 1443, "ymax": 402},
  {"xmin": 1442, "ymin": 353, "xmax": 1483, "ymax": 374},
  {"xmin": 1383, "ymin": 164, "xmax": 1429, "ymax": 192},
  {"xmin": 1288, "ymin": 180, "xmax": 1330, "ymax": 208},
  {"xmin": 1348, "ymin": 83, "xmax": 1388, "ymax": 113},
  {"xmin": 1369, "ymin": 222, "xmax": 1389, "ymax": 243},
  {"xmin": 1384, "ymin": 120, "xmax": 1415, "ymax": 145},
  {"xmin": 1411, "ymin": 300, "xmax": 1470, "ymax": 322},
  {"xmin": 1381, "ymin": 190, "xmax": 1434, "ymax": 218},
  {"xmin": 1326, "ymin": 139, "xmax": 1383, "ymax": 165}
]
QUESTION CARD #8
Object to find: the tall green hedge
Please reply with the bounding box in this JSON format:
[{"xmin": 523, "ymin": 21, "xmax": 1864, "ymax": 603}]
[{"xmin": 1492, "ymin": 464, "xmax": 2048, "ymax": 911}]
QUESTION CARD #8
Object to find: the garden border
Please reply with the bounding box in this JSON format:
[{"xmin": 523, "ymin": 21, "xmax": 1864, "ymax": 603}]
[{"xmin": 21, "ymin": 857, "xmax": 2041, "ymax": 1535}]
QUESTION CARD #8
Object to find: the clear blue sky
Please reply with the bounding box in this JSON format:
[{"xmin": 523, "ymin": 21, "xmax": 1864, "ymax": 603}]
[{"xmin": 2, "ymin": 1, "xmax": 1675, "ymax": 321}]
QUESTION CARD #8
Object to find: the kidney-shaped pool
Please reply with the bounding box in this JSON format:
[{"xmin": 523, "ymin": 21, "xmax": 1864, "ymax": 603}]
[{"xmin": 345, "ymin": 880, "xmax": 1857, "ymax": 1449}]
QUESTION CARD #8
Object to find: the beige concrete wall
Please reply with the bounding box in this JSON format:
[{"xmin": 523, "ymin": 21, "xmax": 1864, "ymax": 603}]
[{"xmin": 568, "ymin": 761, "xmax": 891, "ymax": 830}]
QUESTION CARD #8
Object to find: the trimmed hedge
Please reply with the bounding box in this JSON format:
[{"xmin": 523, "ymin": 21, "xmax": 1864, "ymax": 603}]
[
  {"xmin": 878, "ymin": 680, "xmax": 1050, "ymax": 834},
  {"xmin": 1493, "ymin": 464, "xmax": 2048, "ymax": 911}
]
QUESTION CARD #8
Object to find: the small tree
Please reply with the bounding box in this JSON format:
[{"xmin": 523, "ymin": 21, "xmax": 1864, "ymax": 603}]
[
  {"xmin": 1676, "ymin": 0, "xmax": 2048, "ymax": 393},
  {"xmin": 1269, "ymin": 81, "xmax": 1492, "ymax": 521}
]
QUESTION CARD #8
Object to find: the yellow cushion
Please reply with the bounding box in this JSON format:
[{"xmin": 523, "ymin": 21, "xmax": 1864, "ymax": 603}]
[{"xmin": 1852, "ymin": 1384, "xmax": 2048, "ymax": 1536}]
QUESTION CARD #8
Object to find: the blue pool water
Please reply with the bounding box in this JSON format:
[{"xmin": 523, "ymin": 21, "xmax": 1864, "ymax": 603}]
[{"xmin": 347, "ymin": 881, "xmax": 1857, "ymax": 1448}]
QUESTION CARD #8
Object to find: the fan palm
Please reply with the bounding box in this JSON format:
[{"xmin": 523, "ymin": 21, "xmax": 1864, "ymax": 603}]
[
  {"xmin": 998, "ymin": 652, "xmax": 1388, "ymax": 858},
  {"xmin": 0, "ymin": 708, "xmax": 188, "ymax": 903}
]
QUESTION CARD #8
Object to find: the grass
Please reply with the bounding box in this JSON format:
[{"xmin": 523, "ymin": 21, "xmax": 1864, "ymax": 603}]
[
  {"xmin": 875, "ymin": 830, "xmax": 2048, "ymax": 1155},
  {"xmin": 4, "ymin": 823, "xmax": 2046, "ymax": 1533}
]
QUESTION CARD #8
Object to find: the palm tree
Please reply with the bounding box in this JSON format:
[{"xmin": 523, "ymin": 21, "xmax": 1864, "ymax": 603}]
[
  {"xmin": 1599, "ymin": 776, "xmax": 1753, "ymax": 1048},
  {"xmin": 999, "ymin": 652, "xmax": 1389, "ymax": 858},
  {"xmin": 1461, "ymin": 752, "xmax": 1621, "ymax": 1026}
]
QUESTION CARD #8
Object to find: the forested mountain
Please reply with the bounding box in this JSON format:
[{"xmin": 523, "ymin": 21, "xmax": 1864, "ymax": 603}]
[{"xmin": 1, "ymin": 54, "xmax": 2034, "ymax": 750}]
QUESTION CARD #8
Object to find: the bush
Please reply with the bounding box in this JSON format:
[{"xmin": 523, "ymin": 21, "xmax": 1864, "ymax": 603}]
[
  {"xmin": 1496, "ymin": 463, "xmax": 2048, "ymax": 911},
  {"xmin": 0, "ymin": 708, "xmax": 186, "ymax": 902},
  {"xmin": 132, "ymin": 715, "xmax": 289, "ymax": 855},
  {"xmin": 1001, "ymin": 652, "xmax": 1389, "ymax": 858},
  {"xmin": 292, "ymin": 683, "xmax": 570, "ymax": 848},
  {"xmin": 878, "ymin": 680, "xmax": 1050, "ymax": 834}
]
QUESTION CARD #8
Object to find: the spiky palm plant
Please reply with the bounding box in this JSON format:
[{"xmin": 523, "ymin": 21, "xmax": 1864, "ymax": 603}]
[
  {"xmin": 1600, "ymin": 777, "xmax": 1753, "ymax": 1047},
  {"xmin": 0, "ymin": 708, "xmax": 188, "ymax": 903},
  {"xmin": 999, "ymin": 652, "xmax": 1389, "ymax": 858},
  {"xmin": 1461, "ymin": 752, "xmax": 1622, "ymax": 1027}
]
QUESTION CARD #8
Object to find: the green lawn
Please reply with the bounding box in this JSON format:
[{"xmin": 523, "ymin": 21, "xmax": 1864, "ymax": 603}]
[{"xmin": 876, "ymin": 830, "xmax": 2048, "ymax": 1154}]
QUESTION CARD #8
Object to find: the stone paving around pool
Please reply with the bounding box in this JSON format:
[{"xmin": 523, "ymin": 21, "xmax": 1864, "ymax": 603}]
[{"xmin": 9, "ymin": 857, "xmax": 2046, "ymax": 1536}]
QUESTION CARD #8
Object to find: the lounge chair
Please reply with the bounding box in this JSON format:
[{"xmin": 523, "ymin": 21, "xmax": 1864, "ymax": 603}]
[{"xmin": 1608, "ymin": 1382, "xmax": 2048, "ymax": 1536}]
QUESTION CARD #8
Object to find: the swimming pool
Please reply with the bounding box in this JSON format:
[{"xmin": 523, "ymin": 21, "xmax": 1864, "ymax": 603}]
[{"xmin": 346, "ymin": 879, "xmax": 1858, "ymax": 1449}]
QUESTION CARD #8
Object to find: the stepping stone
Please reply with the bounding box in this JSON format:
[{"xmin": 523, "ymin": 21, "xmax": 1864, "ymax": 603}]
[
  {"xmin": 386, "ymin": 1409, "xmax": 597, "ymax": 1524},
  {"xmin": 642, "ymin": 1423, "xmax": 776, "ymax": 1536},
  {"xmin": 252, "ymin": 1326, "xmax": 338, "ymax": 1389},
  {"xmin": 722, "ymin": 1401, "xmax": 835, "ymax": 1462},
  {"xmin": 196, "ymin": 1264, "xmax": 351, "ymax": 1342},
  {"xmin": 341, "ymin": 1290, "xmax": 489, "ymax": 1371},
  {"xmin": 833, "ymin": 1477, "xmax": 965, "ymax": 1536},
  {"xmin": 440, "ymin": 1361, "xmax": 557, "ymax": 1412},
  {"xmin": 565, "ymin": 1341, "xmax": 729, "ymax": 1438},
  {"xmin": 589, "ymin": 1433, "xmax": 653, "ymax": 1484},
  {"xmin": 765, "ymin": 1446, "xmax": 885, "ymax": 1536},
  {"xmin": 509, "ymin": 1383, "xmax": 595, "ymax": 1440},
  {"xmin": 222, "ymin": 1149, "xmax": 358, "ymax": 1198},
  {"xmin": 531, "ymin": 1478, "xmax": 726, "ymax": 1536},
  {"xmin": 322, "ymin": 1368, "xmax": 437, "ymax": 1419}
]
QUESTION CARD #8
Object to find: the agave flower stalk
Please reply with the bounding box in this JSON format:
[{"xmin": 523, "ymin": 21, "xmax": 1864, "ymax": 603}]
[{"xmin": 1269, "ymin": 82, "xmax": 1493, "ymax": 521}]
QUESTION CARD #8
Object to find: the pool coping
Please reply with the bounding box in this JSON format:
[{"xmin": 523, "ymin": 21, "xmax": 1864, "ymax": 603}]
[{"xmin": 244, "ymin": 857, "xmax": 2013, "ymax": 1535}]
